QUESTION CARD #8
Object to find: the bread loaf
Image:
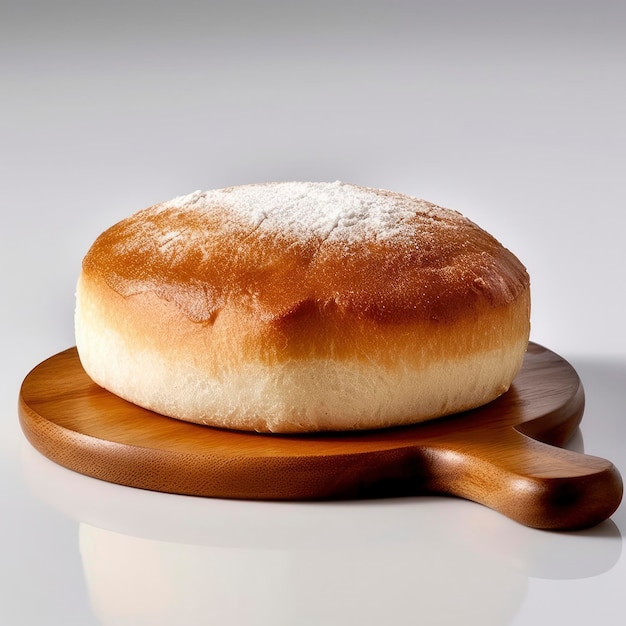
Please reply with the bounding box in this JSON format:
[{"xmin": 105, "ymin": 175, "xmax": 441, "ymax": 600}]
[{"xmin": 75, "ymin": 181, "xmax": 530, "ymax": 432}]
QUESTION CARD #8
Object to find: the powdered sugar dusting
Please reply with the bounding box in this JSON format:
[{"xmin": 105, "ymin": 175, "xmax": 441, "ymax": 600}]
[{"xmin": 160, "ymin": 181, "xmax": 458, "ymax": 244}]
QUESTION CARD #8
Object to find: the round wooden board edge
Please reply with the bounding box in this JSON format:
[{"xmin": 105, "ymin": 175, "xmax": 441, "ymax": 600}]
[{"xmin": 16, "ymin": 342, "xmax": 623, "ymax": 529}]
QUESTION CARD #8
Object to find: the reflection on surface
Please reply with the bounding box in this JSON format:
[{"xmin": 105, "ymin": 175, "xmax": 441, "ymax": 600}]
[
  {"xmin": 22, "ymin": 439, "xmax": 622, "ymax": 626},
  {"xmin": 79, "ymin": 521, "xmax": 526, "ymax": 626}
]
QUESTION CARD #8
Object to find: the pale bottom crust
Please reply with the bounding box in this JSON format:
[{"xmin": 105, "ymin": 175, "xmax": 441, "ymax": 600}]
[{"xmin": 76, "ymin": 315, "xmax": 526, "ymax": 433}]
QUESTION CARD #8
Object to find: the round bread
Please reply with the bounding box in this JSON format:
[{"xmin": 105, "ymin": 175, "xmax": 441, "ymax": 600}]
[{"xmin": 75, "ymin": 181, "xmax": 530, "ymax": 433}]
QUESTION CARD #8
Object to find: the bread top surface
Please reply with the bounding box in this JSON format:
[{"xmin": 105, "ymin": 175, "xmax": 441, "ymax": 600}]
[{"xmin": 81, "ymin": 181, "xmax": 529, "ymax": 325}]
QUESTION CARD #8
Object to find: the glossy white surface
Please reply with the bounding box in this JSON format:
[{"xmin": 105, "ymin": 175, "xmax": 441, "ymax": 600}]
[{"xmin": 2, "ymin": 2, "xmax": 625, "ymax": 624}]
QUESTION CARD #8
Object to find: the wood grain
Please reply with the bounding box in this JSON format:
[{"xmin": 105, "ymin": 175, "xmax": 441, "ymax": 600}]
[{"xmin": 18, "ymin": 343, "xmax": 622, "ymax": 529}]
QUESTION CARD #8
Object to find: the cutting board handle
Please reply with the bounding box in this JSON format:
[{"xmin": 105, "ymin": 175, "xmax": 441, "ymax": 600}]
[{"xmin": 427, "ymin": 430, "xmax": 623, "ymax": 529}]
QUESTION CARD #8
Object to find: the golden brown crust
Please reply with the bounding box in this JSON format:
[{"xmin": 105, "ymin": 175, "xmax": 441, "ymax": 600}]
[
  {"xmin": 81, "ymin": 182, "xmax": 529, "ymax": 327},
  {"xmin": 79, "ymin": 270, "xmax": 530, "ymax": 368}
]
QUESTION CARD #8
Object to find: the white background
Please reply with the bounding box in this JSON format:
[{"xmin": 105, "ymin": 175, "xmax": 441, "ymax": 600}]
[{"xmin": 1, "ymin": 1, "xmax": 625, "ymax": 624}]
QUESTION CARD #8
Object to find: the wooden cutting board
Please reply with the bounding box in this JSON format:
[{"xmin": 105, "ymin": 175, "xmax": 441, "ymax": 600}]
[{"xmin": 18, "ymin": 343, "xmax": 622, "ymax": 530}]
